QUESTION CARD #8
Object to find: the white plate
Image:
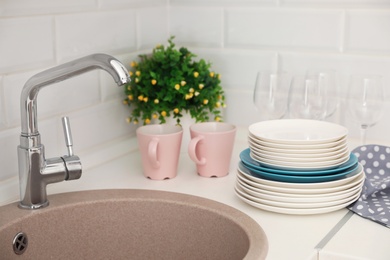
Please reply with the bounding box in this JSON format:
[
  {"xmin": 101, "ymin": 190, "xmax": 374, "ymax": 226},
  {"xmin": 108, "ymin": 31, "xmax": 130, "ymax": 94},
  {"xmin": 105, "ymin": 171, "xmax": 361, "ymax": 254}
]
[
  {"xmin": 236, "ymin": 177, "xmax": 363, "ymax": 203},
  {"xmin": 250, "ymin": 151, "xmax": 350, "ymax": 171},
  {"xmin": 249, "ymin": 119, "xmax": 348, "ymax": 145},
  {"xmin": 250, "ymin": 146, "xmax": 349, "ymax": 162},
  {"xmin": 234, "ymin": 186, "xmax": 361, "ymax": 215},
  {"xmin": 237, "ymin": 163, "xmax": 364, "ymax": 194},
  {"xmin": 248, "ymin": 134, "xmax": 347, "ymax": 150},
  {"xmin": 236, "ymin": 178, "xmax": 363, "ymax": 204},
  {"xmin": 235, "ymin": 183, "xmax": 362, "ymax": 209},
  {"xmin": 248, "ymin": 138, "xmax": 348, "ymax": 154}
]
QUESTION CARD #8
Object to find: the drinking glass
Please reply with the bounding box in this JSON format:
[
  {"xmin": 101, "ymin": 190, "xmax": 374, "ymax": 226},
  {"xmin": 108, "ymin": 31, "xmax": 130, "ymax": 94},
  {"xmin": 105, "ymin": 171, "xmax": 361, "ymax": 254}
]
[
  {"xmin": 347, "ymin": 74, "xmax": 385, "ymax": 145},
  {"xmin": 253, "ymin": 71, "xmax": 290, "ymax": 120},
  {"xmin": 306, "ymin": 69, "xmax": 339, "ymax": 119},
  {"xmin": 288, "ymin": 75, "xmax": 327, "ymax": 120}
]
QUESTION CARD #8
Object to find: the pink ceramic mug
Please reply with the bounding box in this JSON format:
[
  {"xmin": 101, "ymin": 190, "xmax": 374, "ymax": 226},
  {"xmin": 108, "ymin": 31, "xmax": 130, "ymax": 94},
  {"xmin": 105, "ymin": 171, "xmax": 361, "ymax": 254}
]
[
  {"xmin": 137, "ymin": 124, "xmax": 183, "ymax": 180},
  {"xmin": 188, "ymin": 122, "xmax": 236, "ymax": 177}
]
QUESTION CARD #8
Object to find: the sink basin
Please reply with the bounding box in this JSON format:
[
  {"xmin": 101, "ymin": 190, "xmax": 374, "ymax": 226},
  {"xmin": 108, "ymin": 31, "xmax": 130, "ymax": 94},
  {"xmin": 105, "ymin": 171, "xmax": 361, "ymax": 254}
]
[{"xmin": 0, "ymin": 189, "xmax": 268, "ymax": 259}]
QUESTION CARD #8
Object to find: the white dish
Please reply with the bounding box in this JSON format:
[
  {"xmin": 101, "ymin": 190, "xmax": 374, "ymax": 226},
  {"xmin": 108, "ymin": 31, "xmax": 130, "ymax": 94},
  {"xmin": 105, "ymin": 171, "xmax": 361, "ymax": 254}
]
[
  {"xmin": 248, "ymin": 138, "xmax": 348, "ymax": 154},
  {"xmin": 234, "ymin": 185, "xmax": 361, "ymax": 215},
  {"xmin": 236, "ymin": 177, "xmax": 363, "ymax": 204},
  {"xmin": 236, "ymin": 177, "xmax": 363, "ymax": 203},
  {"xmin": 248, "ymin": 119, "xmax": 348, "ymax": 145},
  {"xmin": 237, "ymin": 163, "xmax": 364, "ymax": 194},
  {"xmin": 250, "ymin": 146, "xmax": 349, "ymax": 162},
  {"xmin": 250, "ymin": 151, "xmax": 350, "ymax": 171},
  {"xmin": 235, "ymin": 183, "xmax": 362, "ymax": 209},
  {"xmin": 248, "ymin": 134, "xmax": 347, "ymax": 150}
]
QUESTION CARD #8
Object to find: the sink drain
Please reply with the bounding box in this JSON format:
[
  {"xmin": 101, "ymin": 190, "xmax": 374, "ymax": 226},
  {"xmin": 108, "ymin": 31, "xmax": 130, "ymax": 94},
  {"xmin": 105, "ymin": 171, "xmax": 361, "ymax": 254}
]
[{"xmin": 13, "ymin": 232, "xmax": 28, "ymax": 255}]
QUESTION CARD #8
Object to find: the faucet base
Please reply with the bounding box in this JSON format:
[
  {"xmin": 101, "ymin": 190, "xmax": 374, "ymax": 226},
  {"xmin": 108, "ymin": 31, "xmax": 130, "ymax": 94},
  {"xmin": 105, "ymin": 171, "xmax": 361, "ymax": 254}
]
[{"xmin": 18, "ymin": 200, "xmax": 49, "ymax": 210}]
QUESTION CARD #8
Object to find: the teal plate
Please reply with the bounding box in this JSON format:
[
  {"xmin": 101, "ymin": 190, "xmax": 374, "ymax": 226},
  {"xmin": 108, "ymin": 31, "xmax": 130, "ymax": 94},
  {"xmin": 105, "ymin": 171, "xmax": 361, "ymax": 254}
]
[
  {"xmin": 238, "ymin": 161, "xmax": 360, "ymax": 183},
  {"xmin": 240, "ymin": 148, "xmax": 358, "ymax": 176}
]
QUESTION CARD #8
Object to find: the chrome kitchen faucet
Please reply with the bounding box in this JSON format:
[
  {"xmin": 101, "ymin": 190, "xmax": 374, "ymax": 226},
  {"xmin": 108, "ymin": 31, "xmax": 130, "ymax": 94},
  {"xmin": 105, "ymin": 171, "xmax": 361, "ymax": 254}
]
[{"xmin": 18, "ymin": 53, "xmax": 130, "ymax": 209}]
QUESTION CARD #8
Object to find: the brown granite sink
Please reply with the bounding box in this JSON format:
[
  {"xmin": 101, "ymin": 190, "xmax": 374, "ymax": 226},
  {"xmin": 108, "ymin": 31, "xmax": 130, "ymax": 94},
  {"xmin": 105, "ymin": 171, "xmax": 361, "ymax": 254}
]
[{"xmin": 0, "ymin": 189, "xmax": 268, "ymax": 259}]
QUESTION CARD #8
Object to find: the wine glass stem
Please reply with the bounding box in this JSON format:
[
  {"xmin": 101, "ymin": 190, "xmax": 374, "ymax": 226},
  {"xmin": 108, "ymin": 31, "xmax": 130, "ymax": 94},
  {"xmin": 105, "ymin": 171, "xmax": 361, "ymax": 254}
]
[{"xmin": 360, "ymin": 126, "xmax": 368, "ymax": 145}]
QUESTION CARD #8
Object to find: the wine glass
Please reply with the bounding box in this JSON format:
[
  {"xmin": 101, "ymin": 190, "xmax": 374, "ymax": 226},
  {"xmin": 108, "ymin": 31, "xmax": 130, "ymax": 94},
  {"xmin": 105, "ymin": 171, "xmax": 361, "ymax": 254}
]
[
  {"xmin": 288, "ymin": 75, "xmax": 327, "ymax": 120},
  {"xmin": 253, "ymin": 71, "xmax": 290, "ymax": 120},
  {"xmin": 306, "ymin": 69, "xmax": 339, "ymax": 119},
  {"xmin": 347, "ymin": 74, "xmax": 385, "ymax": 145}
]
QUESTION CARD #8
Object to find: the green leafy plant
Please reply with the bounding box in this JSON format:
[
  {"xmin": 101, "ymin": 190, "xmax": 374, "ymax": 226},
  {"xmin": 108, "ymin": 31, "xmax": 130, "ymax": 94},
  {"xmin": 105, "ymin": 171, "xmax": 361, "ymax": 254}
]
[{"xmin": 123, "ymin": 36, "xmax": 226, "ymax": 125}]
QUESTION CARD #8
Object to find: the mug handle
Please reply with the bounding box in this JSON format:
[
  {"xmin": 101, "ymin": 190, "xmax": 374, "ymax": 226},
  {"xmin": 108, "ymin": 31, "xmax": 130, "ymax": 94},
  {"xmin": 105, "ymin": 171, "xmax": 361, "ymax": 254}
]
[
  {"xmin": 188, "ymin": 135, "xmax": 206, "ymax": 165},
  {"xmin": 148, "ymin": 137, "xmax": 160, "ymax": 168}
]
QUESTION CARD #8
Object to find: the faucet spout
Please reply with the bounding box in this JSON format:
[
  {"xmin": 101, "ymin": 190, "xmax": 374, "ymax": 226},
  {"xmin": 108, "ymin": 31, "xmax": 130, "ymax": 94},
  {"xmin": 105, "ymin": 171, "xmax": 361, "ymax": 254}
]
[
  {"xmin": 21, "ymin": 53, "xmax": 130, "ymax": 136},
  {"xmin": 18, "ymin": 53, "xmax": 130, "ymax": 209}
]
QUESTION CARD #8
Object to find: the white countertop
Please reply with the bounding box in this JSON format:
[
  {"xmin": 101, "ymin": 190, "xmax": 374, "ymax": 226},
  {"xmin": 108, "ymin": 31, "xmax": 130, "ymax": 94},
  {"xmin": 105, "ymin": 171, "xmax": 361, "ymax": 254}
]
[{"xmin": 38, "ymin": 127, "xmax": 390, "ymax": 260}]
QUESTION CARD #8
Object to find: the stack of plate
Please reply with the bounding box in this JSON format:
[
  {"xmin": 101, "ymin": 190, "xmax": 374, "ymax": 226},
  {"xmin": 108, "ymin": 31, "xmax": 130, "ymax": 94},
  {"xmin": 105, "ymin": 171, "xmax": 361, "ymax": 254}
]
[{"xmin": 235, "ymin": 119, "xmax": 364, "ymax": 215}]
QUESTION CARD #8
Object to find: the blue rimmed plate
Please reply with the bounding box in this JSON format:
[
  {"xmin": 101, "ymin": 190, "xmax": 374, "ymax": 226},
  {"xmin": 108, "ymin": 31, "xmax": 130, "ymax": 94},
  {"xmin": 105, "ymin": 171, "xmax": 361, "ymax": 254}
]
[
  {"xmin": 240, "ymin": 148, "xmax": 358, "ymax": 176},
  {"xmin": 238, "ymin": 161, "xmax": 360, "ymax": 183}
]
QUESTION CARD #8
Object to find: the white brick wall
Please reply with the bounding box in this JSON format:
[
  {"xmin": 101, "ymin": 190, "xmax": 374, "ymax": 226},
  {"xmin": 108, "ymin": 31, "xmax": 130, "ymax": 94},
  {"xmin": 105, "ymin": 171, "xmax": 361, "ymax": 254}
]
[
  {"xmin": 225, "ymin": 8, "xmax": 343, "ymax": 51},
  {"xmin": 1, "ymin": 0, "xmax": 390, "ymax": 203},
  {"xmin": 0, "ymin": 16, "xmax": 55, "ymax": 73},
  {"xmin": 56, "ymin": 10, "xmax": 137, "ymax": 62},
  {"xmin": 346, "ymin": 10, "xmax": 390, "ymax": 54}
]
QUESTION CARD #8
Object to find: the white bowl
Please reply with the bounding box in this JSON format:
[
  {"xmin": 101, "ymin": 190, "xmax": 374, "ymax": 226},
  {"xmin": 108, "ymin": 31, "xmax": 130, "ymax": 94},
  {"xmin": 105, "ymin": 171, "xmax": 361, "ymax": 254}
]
[
  {"xmin": 250, "ymin": 145, "xmax": 349, "ymax": 162},
  {"xmin": 234, "ymin": 185, "xmax": 361, "ymax": 215},
  {"xmin": 236, "ymin": 177, "xmax": 363, "ymax": 203},
  {"xmin": 248, "ymin": 133, "xmax": 347, "ymax": 150},
  {"xmin": 249, "ymin": 119, "xmax": 348, "ymax": 145},
  {"xmin": 235, "ymin": 183, "xmax": 362, "ymax": 209},
  {"xmin": 250, "ymin": 151, "xmax": 351, "ymax": 171},
  {"xmin": 248, "ymin": 137, "xmax": 348, "ymax": 154},
  {"xmin": 237, "ymin": 162, "xmax": 364, "ymax": 194}
]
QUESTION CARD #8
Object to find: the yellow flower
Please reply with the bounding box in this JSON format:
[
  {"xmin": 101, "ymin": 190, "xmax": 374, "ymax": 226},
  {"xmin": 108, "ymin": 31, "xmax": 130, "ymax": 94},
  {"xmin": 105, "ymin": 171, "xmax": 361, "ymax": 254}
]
[
  {"xmin": 144, "ymin": 118, "xmax": 151, "ymax": 124},
  {"xmin": 193, "ymin": 71, "xmax": 199, "ymax": 78},
  {"xmin": 127, "ymin": 85, "xmax": 131, "ymax": 91},
  {"xmin": 215, "ymin": 116, "xmax": 221, "ymax": 122},
  {"xmin": 218, "ymin": 74, "xmax": 221, "ymax": 80},
  {"xmin": 194, "ymin": 91, "xmax": 200, "ymax": 96},
  {"xmin": 130, "ymin": 61, "xmax": 137, "ymax": 67},
  {"xmin": 181, "ymin": 80, "xmax": 186, "ymax": 86},
  {"xmin": 189, "ymin": 88, "xmax": 194, "ymax": 93},
  {"xmin": 127, "ymin": 94, "xmax": 133, "ymax": 101},
  {"xmin": 210, "ymin": 72, "xmax": 215, "ymax": 77},
  {"xmin": 203, "ymin": 99, "xmax": 209, "ymax": 105},
  {"xmin": 133, "ymin": 119, "xmax": 139, "ymax": 125},
  {"xmin": 215, "ymin": 102, "xmax": 221, "ymax": 108},
  {"xmin": 135, "ymin": 71, "xmax": 141, "ymax": 76},
  {"xmin": 152, "ymin": 113, "xmax": 158, "ymax": 119},
  {"xmin": 126, "ymin": 117, "xmax": 131, "ymax": 123},
  {"xmin": 129, "ymin": 71, "xmax": 133, "ymax": 77},
  {"xmin": 173, "ymin": 108, "xmax": 179, "ymax": 114},
  {"xmin": 135, "ymin": 77, "xmax": 140, "ymax": 83},
  {"xmin": 198, "ymin": 84, "xmax": 204, "ymax": 89},
  {"xmin": 151, "ymin": 79, "xmax": 157, "ymax": 85},
  {"xmin": 223, "ymin": 103, "xmax": 227, "ymax": 108},
  {"xmin": 175, "ymin": 84, "xmax": 180, "ymax": 90},
  {"xmin": 154, "ymin": 99, "xmax": 159, "ymax": 104},
  {"xmin": 161, "ymin": 111, "xmax": 167, "ymax": 117},
  {"xmin": 122, "ymin": 100, "xmax": 128, "ymax": 105},
  {"xmin": 138, "ymin": 95, "xmax": 144, "ymax": 101},
  {"xmin": 218, "ymin": 95, "xmax": 222, "ymax": 100},
  {"xmin": 143, "ymin": 97, "xmax": 148, "ymax": 102},
  {"xmin": 185, "ymin": 94, "xmax": 193, "ymax": 100}
]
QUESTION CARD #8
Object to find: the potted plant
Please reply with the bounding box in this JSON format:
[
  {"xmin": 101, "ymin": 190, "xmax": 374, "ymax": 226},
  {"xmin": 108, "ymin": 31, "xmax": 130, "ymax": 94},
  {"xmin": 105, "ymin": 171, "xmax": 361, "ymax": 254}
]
[{"xmin": 123, "ymin": 36, "xmax": 226, "ymax": 125}]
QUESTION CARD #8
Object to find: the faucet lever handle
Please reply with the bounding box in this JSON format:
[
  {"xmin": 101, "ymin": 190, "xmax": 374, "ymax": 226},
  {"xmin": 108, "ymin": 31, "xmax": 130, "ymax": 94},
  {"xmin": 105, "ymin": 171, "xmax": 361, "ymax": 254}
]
[{"xmin": 62, "ymin": 116, "xmax": 74, "ymax": 156}]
